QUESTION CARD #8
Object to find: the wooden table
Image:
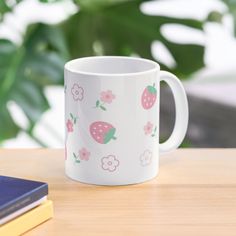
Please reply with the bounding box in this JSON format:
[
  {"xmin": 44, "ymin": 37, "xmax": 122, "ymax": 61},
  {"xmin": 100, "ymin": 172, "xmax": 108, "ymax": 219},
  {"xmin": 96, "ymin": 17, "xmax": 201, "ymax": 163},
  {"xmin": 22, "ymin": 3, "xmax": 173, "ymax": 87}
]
[{"xmin": 0, "ymin": 149, "xmax": 236, "ymax": 236}]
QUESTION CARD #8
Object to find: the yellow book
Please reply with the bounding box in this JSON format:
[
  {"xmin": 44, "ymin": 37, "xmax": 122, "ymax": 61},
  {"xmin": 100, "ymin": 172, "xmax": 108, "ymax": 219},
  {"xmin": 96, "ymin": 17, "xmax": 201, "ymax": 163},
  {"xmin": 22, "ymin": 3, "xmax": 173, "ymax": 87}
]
[{"xmin": 0, "ymin": 200, "xmax": 53, "ymax": 236}]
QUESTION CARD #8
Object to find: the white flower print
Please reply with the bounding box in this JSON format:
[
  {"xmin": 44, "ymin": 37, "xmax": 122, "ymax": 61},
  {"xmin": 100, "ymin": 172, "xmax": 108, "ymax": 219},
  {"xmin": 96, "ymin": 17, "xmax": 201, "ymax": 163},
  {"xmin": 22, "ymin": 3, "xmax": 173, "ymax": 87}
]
[
  {"xmin": 140, "ymin": 150, "xmax": 152, "ymax": 166},
  {"xmin": 101, "ymin": 155, "xmax": 119, "ymax": 172},
  {"xmin": 71, "ymin": 83, "xmax": 84, "ymax": 101}
]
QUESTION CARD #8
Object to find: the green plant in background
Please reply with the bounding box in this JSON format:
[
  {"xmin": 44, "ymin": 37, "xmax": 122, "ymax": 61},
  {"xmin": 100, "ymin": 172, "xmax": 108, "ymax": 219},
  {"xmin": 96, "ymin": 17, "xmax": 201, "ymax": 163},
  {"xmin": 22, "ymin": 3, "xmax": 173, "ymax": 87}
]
[
  {"xmin": 0, "ymin": 25, "xmax": 68, "ymax": 145},
  {"xmin": 223, "ymin": 0, "xmax": 236, "ymax": 34},
  {"xmin": 0, "ymin": 0, "xmax": 206, "ymax": 146}
]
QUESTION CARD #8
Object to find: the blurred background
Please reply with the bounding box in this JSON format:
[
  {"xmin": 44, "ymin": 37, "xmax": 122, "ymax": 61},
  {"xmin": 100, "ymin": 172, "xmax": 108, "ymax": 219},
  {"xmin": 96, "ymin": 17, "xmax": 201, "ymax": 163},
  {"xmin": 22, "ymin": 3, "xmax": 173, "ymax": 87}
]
[{"xmin": 0, "ymin": 0, "xmax": 235, "ymax": 148}]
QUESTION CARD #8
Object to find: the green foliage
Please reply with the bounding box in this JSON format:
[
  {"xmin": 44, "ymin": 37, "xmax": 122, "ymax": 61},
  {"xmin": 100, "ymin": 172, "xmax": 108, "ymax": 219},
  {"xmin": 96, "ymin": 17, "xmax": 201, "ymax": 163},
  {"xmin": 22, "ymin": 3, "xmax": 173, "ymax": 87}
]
[
  {"xmin": 63, "ymin": 0, "xmax": 204, "ymax": 77},
  {"xmin": 222, "ymin": 0, "xmax": 236, "ymax": 35},
  {"xmin": 0, "ymin": 0, "xmax": 21, "ymax": 17},
  {"xmin": 0, "ymin": 24, "xmax": 68, "ymax": 143},
  {"xmin": 0, "ymin": 0, "xmax": 206, "ymax": 145},
  {"xmin": 75, "ymin": 0, "xmax": 134, "ymax": 10}
]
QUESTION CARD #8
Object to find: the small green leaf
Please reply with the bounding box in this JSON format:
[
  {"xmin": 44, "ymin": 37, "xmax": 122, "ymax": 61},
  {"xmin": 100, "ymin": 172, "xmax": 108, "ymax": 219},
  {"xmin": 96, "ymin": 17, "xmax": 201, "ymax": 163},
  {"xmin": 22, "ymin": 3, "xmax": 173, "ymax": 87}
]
[
  {"xmin": 104, "ymin": 128, "xmax": 116, "ymax": 144},
  {"xmin": 151, "ymin": 134, "xmax": 155, "ymax": 137},
  {"xmin": 154, "ymin": 126, "xmax": 157, "ymax": 132},
  {"xmin": 100, "ymin": 105, "xmax": 106, "ymax": 111},
  {"xmin": 76, "ymin": 160, "xmax": 80, "ymax": 163},
  {"xmin": 74, "ymin": 118, "xmax": 76, "ymax": 124},
  {"xmin": 70, "ymin": 113, "xmax": 73, "ymax": 119},
  {"xmin": 147, "ymin": 85, "xmax": 157, "ymax": 94},
  {"xmin": 73, "ymin": 152, "xmax": 77, "ymax": 158},
  {"xmin": 96, "ymin": 100, "xmax": 100, "ymax": 107}
]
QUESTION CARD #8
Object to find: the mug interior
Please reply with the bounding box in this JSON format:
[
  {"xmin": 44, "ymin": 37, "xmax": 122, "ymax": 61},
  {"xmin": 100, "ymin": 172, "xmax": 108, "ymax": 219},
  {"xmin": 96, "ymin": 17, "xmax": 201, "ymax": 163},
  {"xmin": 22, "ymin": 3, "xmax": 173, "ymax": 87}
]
[{"xmin": 65, "ymin": 56, "xmax": 159, "ymax": 76}]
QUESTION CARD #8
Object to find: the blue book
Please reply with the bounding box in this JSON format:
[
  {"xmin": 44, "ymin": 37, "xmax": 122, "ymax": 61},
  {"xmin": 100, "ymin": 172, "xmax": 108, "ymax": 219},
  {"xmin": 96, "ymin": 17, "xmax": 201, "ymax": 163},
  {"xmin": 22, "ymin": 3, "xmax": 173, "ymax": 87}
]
[{"xmin": 0, "ymin": 176, "xmax": 48, "ymax": 220}]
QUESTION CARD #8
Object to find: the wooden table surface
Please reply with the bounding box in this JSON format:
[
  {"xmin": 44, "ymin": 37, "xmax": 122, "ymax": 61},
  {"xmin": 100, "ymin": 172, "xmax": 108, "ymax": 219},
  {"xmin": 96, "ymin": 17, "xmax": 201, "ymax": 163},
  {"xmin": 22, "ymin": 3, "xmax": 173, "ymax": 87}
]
[{"xmin": 0, "ymin": 149, "xmax": 236, "ymax": 236}]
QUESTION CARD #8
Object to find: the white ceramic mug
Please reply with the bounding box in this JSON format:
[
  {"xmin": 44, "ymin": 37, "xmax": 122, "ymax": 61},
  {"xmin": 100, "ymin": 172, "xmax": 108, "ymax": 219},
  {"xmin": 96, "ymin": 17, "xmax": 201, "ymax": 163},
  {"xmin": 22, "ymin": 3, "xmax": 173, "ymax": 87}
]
[{"xmin": 64, "ymin": 56, "xmax": 188, "ymax": 185}]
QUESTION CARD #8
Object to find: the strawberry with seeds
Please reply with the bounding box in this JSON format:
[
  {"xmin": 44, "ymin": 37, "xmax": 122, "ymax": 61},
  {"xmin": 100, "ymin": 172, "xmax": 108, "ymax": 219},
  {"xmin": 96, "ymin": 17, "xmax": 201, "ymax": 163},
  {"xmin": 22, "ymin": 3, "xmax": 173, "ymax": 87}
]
[
  {"xmin": 90, "ymin": 121, "xmax": 117, "ymax": 144},
  {"xmin": 141, "ymin": 83, "xmax": 157, "ymax": 109}
]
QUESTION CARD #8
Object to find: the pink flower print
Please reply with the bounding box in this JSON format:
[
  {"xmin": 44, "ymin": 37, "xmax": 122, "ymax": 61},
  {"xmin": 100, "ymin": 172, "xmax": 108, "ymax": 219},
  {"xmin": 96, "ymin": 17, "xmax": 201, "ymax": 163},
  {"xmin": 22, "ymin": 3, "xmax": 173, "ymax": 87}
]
[
  {"xmin": 144, "ymin": 122, "xmax": 157, "ymax": 137},
  {"xmin": 101, "ymin": 155, "xmax": 119, "ymax": 172},
  {"xmin": 140, "ymin": 150, "xmax": 152, "ymax": 166},
  {"xmin": 66, "ymin": 113, "xmax": 78, "ymax": 133},
  {"xmin": 100, "ymin": 90, "xmax": 115, "ymax": 104},
  {"xmin": 71, "ymin": 83, "xmax": 84, "ymax": 101},
  {"xmin": 94, "ymin": 90, "xmax": 116, "ymax": 111},
  {"xmin": 66, "ymin": 119, "xmax": 73, "ymax": 132},
  {"xmin": 144, "ymin": 122, "xmax": 153, "ymax": 135},
  {"xmin": 73, "ymin": 148, "xmax": 91, "ymax": 163},
  {"xmin": 79, "ymin": 148, "xmax": 90, "ymax": 161}
]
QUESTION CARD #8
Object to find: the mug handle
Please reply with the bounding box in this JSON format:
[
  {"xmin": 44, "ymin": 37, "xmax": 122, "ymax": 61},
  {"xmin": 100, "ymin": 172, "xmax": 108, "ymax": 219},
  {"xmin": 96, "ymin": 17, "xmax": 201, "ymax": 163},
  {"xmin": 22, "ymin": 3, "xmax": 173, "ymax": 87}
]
[{"xmin": 159, "ymin": 71, "xmax": 189, "ymax": 154}]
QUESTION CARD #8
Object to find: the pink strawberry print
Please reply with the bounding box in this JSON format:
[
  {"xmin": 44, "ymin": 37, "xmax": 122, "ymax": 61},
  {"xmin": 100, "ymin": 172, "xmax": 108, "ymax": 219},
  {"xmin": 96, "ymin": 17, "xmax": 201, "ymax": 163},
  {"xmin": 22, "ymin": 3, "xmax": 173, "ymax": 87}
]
[
  {"xmin": 90, "ymin": 121, "xmax": 117, "ymax": 144},
  {"xmin": 141, "ymin": 83, "xmax": 157, "ymax": 109}
]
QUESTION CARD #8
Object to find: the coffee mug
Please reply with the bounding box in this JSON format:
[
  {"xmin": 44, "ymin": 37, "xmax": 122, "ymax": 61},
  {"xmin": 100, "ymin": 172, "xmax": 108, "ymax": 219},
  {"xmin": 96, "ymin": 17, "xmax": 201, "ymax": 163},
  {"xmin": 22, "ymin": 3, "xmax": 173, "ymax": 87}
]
[{"xmin": 64, "ymin": 56, "xmax": 188, "ymax": 185}]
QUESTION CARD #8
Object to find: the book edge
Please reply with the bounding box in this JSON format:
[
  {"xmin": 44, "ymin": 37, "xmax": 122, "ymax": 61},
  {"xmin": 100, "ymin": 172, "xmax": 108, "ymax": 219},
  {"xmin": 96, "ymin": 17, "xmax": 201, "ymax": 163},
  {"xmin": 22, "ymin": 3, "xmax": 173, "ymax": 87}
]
[
  {"xmin": 0, "ymin": 196, "xmax": 47, "ymax": 225},
  {"xmin": 0, "ymin": 200, "xmax": 53, "ymax": 236},
  {"xmin": 0, "ymin": 182, "xmax": 48, "ymax": 219}
]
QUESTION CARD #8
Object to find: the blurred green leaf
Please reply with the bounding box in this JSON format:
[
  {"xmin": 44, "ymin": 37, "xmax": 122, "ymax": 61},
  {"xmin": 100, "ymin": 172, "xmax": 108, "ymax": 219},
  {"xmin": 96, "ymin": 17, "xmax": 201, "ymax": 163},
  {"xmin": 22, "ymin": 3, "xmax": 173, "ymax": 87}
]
[
  {"xmin": 10, "ymin": 81, "xmax": 50, "ymax": 123},
  {"xmin": 0, "ymin": 0, "xmax": 207, "ymax": 145},
  {"xmin": 39, "ymin": 0, "xmax": 63, "ymax": 2},
  {"xmin": 0, "ymin": 24, "xmax": 68, "ymax": 142},
  {"xmin": 100, "ymin": 105, "xmax": 106, "ymax": 110},
  {"xmin": 62, "ymin": 0, "xmax": 204, "ymax": 78},
  {"xmin": 0, "ymin": 104, "xmax": 20, "ymax": 141},
  {"xmin": 75, "ymin": 0, "xmax": 132, "ymax": 10},
  {"xmin": 159, "ymin": 137, "xmax": 191, "ymax": 148},
  {"xmin": 207, "ymin": 11, "xmax": 223, "ymax": 23},
  {"xmin": 0, "ymin": 0, "xmax": 21, "ymax": 19},
  {"xmin": 0, "ymin": 1, "xmax": 11, "ymax": 16},
  {"xmin": 222, "ymin": 0, "xmax": 236, "ymax": 35},
  {"xmin": 180, "ymin": 139, "xmax": 192, "ymax": 148}
]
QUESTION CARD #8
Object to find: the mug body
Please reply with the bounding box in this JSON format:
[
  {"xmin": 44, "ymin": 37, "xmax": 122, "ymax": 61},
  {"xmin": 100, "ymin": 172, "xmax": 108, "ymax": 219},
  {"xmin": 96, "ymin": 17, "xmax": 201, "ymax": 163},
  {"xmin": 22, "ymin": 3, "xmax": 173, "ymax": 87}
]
[{"xmin": 64, "ymin": 56, "xmax": 160, "ymax": 185}]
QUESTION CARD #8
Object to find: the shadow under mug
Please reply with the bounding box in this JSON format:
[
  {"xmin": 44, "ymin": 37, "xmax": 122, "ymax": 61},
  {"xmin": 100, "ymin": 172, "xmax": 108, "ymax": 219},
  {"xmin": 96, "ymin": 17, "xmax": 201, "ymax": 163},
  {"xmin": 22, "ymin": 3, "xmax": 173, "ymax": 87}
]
[{"xmin": 64, "ymin": 56, "xmax": 188, "ymax": 185}]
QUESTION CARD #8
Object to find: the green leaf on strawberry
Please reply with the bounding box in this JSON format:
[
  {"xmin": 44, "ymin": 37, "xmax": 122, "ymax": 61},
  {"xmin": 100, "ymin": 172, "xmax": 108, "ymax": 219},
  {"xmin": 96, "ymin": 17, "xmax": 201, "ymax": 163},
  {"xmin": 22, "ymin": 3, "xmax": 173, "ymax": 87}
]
[
  {"xmin": 147, "ymin": 85, "xmax": 156, "ymax": 94},
  {"xmin": 100, "ymin": 105, "xmax": 106, "ymax": 111},
  {"xmin": 104, "ymin": 128, "xmax": 116, "ymax": 144}
]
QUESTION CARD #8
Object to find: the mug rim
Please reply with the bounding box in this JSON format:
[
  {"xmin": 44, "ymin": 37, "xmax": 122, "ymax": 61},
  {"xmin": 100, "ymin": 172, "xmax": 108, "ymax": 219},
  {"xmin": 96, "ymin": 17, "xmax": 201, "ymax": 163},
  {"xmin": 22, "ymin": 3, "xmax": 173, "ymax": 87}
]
[{"xmin": 64, "ymin": 56, "xmax": 160, "ymax": 77}]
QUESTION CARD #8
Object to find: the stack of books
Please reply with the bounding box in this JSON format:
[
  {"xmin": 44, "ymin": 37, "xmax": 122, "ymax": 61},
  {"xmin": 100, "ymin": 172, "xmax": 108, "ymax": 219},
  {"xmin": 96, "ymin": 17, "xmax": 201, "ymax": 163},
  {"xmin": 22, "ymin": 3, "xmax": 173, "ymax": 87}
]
[{"xmin": 0, "ymin": 175, "xmax": 53, "ymax": 235}]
